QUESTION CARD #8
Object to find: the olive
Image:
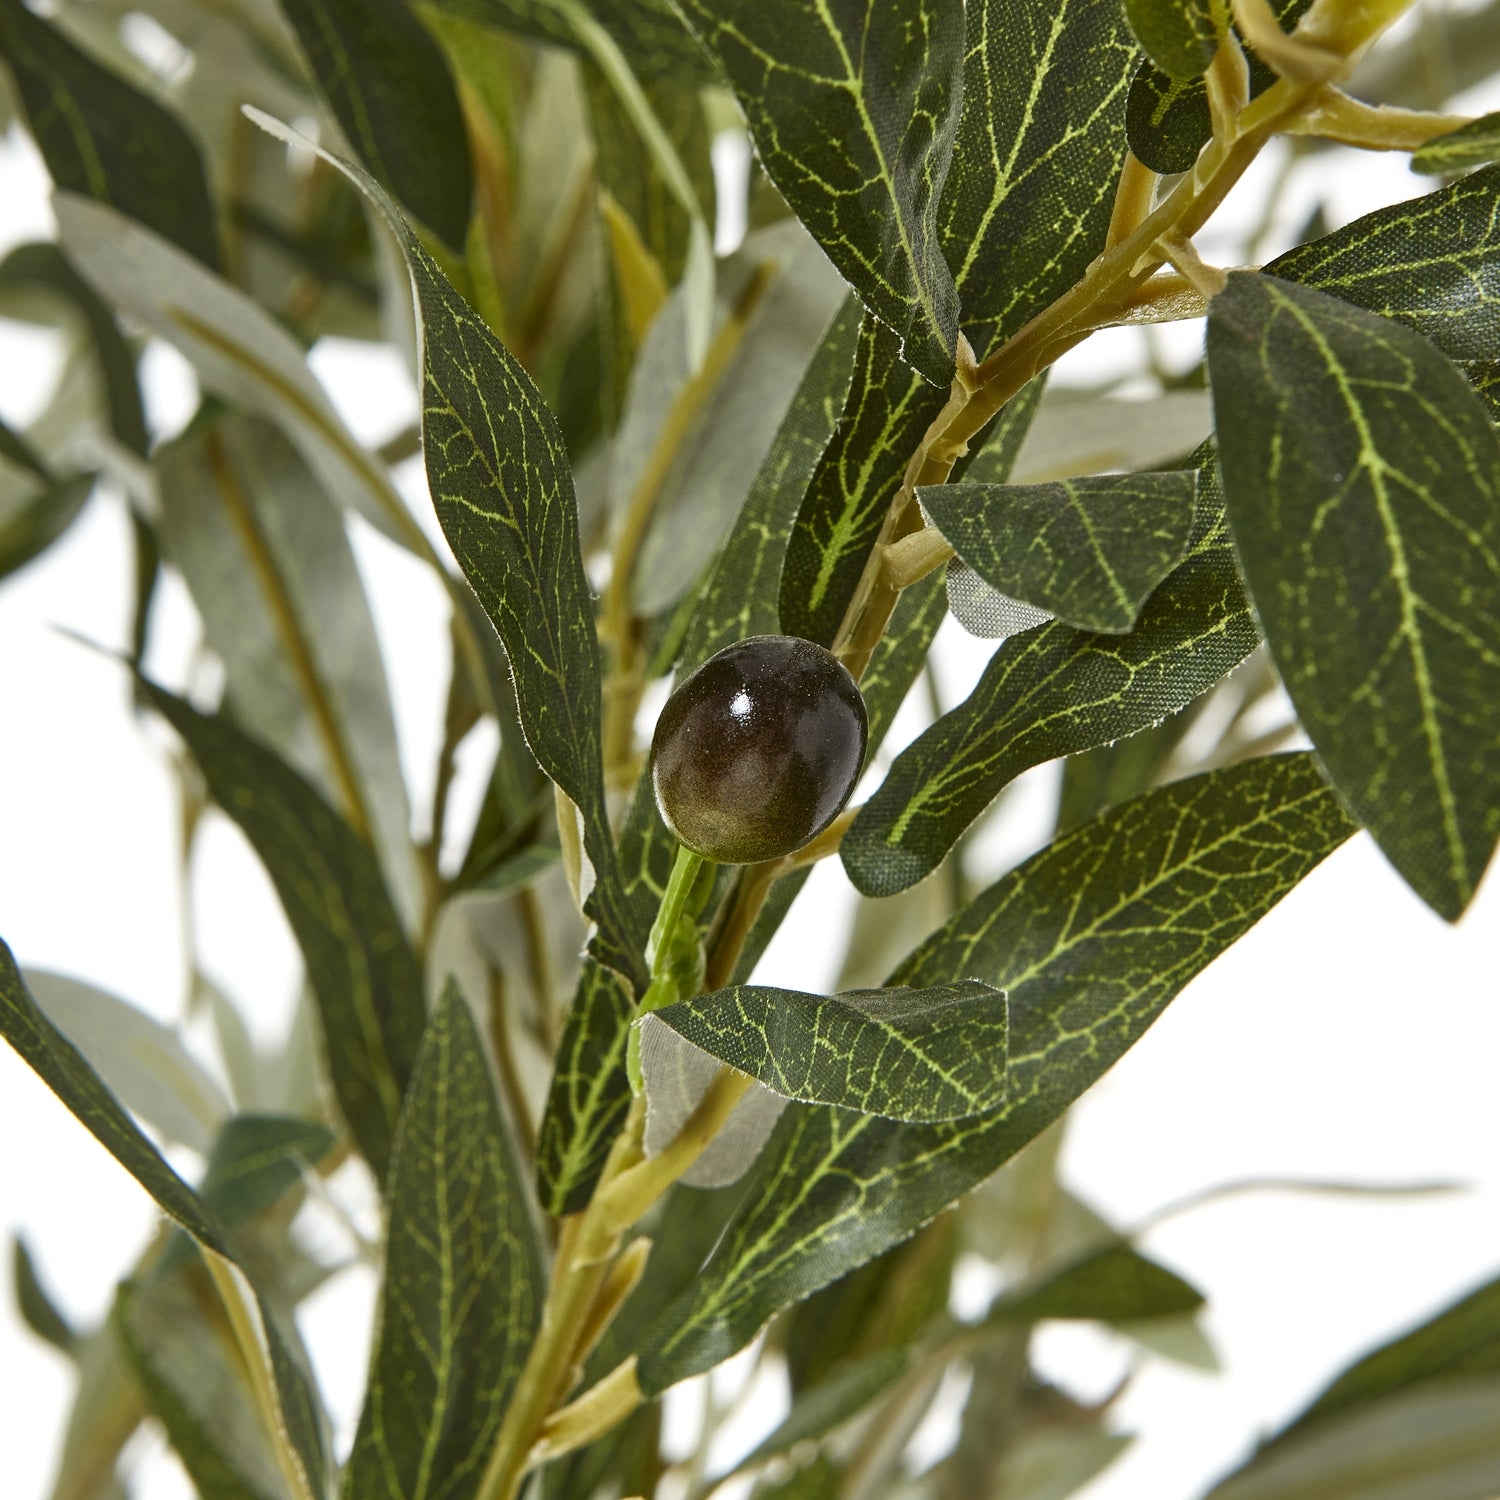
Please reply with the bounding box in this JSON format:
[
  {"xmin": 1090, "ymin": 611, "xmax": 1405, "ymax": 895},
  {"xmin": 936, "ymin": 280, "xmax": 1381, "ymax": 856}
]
[{"xmin": 650, "ymin": 635, "xmax": 868, "ymax": 865}]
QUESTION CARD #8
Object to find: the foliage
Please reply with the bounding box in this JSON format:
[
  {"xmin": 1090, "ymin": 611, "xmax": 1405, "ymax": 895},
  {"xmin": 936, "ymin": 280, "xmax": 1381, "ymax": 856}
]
[{"xmin": 0, "ymin": 0, "xmax": 1497, "ymax": 1496}]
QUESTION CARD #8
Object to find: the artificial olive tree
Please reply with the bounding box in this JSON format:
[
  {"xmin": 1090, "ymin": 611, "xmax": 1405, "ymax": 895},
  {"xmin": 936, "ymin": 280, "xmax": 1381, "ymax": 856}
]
[{"xmin": 2, "ymin": 0, "xmax": 1499, "ymax": 1495}]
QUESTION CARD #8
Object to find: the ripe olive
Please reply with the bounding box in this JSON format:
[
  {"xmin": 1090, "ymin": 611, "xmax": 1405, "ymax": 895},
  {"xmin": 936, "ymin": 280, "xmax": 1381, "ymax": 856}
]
[{"xmin": 650, "ymin": 635, "xmax": 868, "ymax": 865}]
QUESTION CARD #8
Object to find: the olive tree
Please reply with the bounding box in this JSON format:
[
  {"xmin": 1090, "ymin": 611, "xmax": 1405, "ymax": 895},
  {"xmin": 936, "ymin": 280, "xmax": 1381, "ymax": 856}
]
[{"xmin": 1, "ymin": 0, "xmax": 1499, "ymax": 1495}]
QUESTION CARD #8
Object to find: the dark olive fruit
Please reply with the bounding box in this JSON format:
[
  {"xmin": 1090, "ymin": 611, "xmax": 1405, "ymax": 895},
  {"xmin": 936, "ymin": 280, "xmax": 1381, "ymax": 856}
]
[{"xmin": 651, "ymin": 635, "xmax": 868, "ymax": 865}]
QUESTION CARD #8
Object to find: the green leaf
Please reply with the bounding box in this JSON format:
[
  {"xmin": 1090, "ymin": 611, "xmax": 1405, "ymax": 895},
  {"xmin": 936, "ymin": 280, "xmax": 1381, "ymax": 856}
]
[
  {"xmin": 0, "ymin": 939, "xmax": 329, "ymax": 1496},
  {"xmin": 939, "ymin": 0, "xmax": 1136, "ymax": 362},
  {"xmin": 981, "ymin": 1242, "xmax": 1204, "ymax": 1326},
  {"xmin": 254, "ymin": 110, "xmax": 643, "ymax": 985},
  {"xmin": 279, "ymin": 0, "xmax": 473, "ymax": 250},
  {"xmin": 158, "ymin": 412, "xmax": 420, "ymax": 929},
  {"xmin": 843, "ymin": 459, "xmax": 1258, "ymax": 896},
  {"xmin": 138, "ymin": 677, "xmax": 427, "ymax": 1185},
  {"xmin": 52, "ymin": 193, "xmax": 420, "ymax": 553},
  {"xmin": 12, "ymin": 1236, "xmax": 79, "ymax": 1357},
  {"xmin": 537, "ymin": 956, "xmax": 636, "ymax": 1214},
  {"xmin": 1207, "ymin": 270, "xmax": 1500, "ymax": 919},
  {"xmin": 1266, "ymin": 164, "xmax": 1500, "ymax": 371},
  {"xmin": 1124, "ymin": 0, "xmax": 1217, "ymax": 78},
  {"xmin": 757, "ymin": 1455, "xmax": 841, "ymax": 1500},
  {"xmin": 343, "ymin": 982, "xmax": 545, "ymax": 1500},
  {"xmin": 199, "ymin": 1115, "xmax": 337, "ymax": 1228},
  {"xmin": 780, "ymin": 314, "xmax": 948, "ymax": 645},
  {"xmin": 0, "ymin": 0, "xmax": 220, "ymax": 268},
  {"xmin": 652, "ymin": 981, "xmax": 1008, "ymax": 1122},
  {"xmin": 920, "ymin": 471, "xmax": 1198, "ymax": 634},
  {"xmin": 635, "ymin": 755, "xmax": 1355, "ymax": 1392},
  {"xmin": 1412, "ymin": 111, "xmax": 1500, "ymax": 175},
  {"xmin": 0, "ymin": 470, "xmax": 94, "ymax": 584},
  {"xmin": 674, "ymin": 0, "xmax": 963, "ymax": 385},
  {"xmin": 22, "ymin": 969, "xmax": 232, "ymax": 1155}
]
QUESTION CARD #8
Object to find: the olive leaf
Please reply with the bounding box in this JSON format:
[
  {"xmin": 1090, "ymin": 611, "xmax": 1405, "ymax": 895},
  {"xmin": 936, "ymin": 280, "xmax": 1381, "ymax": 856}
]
[
  {"xmin": 12, "ymin": 1237, "xmax": 78, "ymax": 1358},
  {"xmin": 673, "ymin": 0, "xmax": 964, "ymax": 386},
  {"xmin": 1412, "ymin": 111, "xmax": 1500, "ymax": 175},
  {"xmin": 843, "ymin": 455, "xmax": 1256, "ymax": 897},
  {"xmin": 279, "ymin": 0, "xmax": 472, "ymax": 251},
  {"xmin": 0, "ymin": 0, "xmax": 220, "ymax": 269},
  {"xmin": 138, "ymin": 677, "xmax": 427, "ymax": 1187},
  {"xmin": 920, "ymin": 470, "xmax": 1198, "ymax": 634},
  {"xmin": 1207, "ymin": 271, "xmax": 1500, "ymax": 920},
  {"xmin": 979, "ymin": 1242, "xmax": 1204, "ymax": 1326},
  {"xmin": 652, "ymin": 981, "xmax": 1008, "ymax": 1123},
  {"xmin": 1123, "ymin": 0, "xmax": 1218, "ymax": 79},
  {"xmin": 343, "ymin": 982, "xmax": 545, "ymax": 1500},
  {"xmin": 635, "ymin": 754, "xmax": 1356, "ymax": 1392}
]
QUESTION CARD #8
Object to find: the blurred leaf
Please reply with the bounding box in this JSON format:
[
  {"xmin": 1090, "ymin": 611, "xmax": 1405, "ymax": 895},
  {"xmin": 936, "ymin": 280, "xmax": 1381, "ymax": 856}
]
[
  {"xmin": 635, "ymin": 755, "xmax": 1355, "ymax": 1391},
  {"xmin": 199, "ymin": 1114, "xmax": 336, "ymax": 1228},
  {"xmin": 0, "ymin": 471, "xmax": 94, "ymax": 584},
  {"xmin": 939, "ymin": 0, "xmax": 1135, "ymax": 362},
  {"xmin": 52, "ymin": 193, "xmax": 420, "ymax": 553},
  {"xmin": 921, "ymin": 471, "xmax": 1197, "ymax": 634},
  {"xmin": 676, "ymin": 0, "xmax": 963, "ymax": 385},
  {"xmin": 22, "ymin": 969, "xmax": 231, "ymax": 1156},
  {"xmin": 1011, "ymin": 389, "xmax": 1213, "ymax": 484},
  {"xmin": 653, "ymin": 981, "xmax": 1008, "ymax": 1122},
  {"xmin": 48, "ymin": 1326, "xmax": 144, "ymax": 1500},
  {"xmin": 1125, "ymin": 0, "xmax": 1216, "ymax": 78},
  {"xmin": 537, "ymin": 956, "xmax": 636, "ymax": 1214},
  {"xmin": 0, "ymin": 0, "xmax": 219, "ymax": 268},
  {"xmin": 981, "ymin": 1242, "xmax": 1204, "ymax": 1326},
  {"xmin": 0, "ymin": 410, "xmax": 52, "ymax": 482},
  {"xmin": 280, "ymin": 0, "xmax": 473, "ymax": 251},
  {"xmin": 259, "ymin": 113, "xmax": 645, "ymax": 988},
  {"xmin": 1208, "ymin": 271, "xmax": 1500, "ymax": 920},
  {"xmin": 158, "ymin": 412, "xmax": 420, "ymax": 929},
  {"xmin": 844, "ymin": 458, "xmax": 1257, "ymax": 896},
  {"xmin": 139, "ymin": 678, "xmax": 427, "ymax": 1186},
  {"xmin": 343, "ymin": 983, "xmax": 545, "ymax": 1500},
  {"xmin": 1412, "ymin": 112, "xmax": 1500, "ymax": 175},
  {"xmin": 12, "ymin": 1236, "xmax": 79, "ymax": 1357},
  {"xmin": 0, "ymin": 940, "xmax": 328, "ymax": 1496},
  {"xmin": 997, "ymin": 1428, "xmax": 1133, "ymax": 1500},
  {"xmin": 758, "ymin": 1454, "xmax": 842, "ymax": 1499}
]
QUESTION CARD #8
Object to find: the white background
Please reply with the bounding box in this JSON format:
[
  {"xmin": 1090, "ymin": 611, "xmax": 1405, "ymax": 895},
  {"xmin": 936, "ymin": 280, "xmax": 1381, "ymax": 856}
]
[{"xmin": 2, "ymin": 35, "xmax": 1500, "ymax": 1500}]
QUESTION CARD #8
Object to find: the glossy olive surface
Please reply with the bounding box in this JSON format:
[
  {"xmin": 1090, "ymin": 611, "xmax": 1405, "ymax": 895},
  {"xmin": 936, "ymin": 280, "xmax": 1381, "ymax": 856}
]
[{"xmin": 651, "ymin": 635, "xmax": 869, "ymax": 865}]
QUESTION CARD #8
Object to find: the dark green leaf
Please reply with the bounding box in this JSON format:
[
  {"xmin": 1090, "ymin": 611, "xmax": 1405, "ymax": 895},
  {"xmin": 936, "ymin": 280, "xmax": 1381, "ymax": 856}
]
[
  {"xmin": 780, "ymin": 314, "xmax": 948, "ymax": 645},
  {"xmin": 920, "ymin": 471, "xmax": 1198, "ymax": 633},
  {"xmin": 537, "ymin": 956, "xmax": 636, "ymax": 1214},
  {"xmin": 0, "ymin": 471, "xmax": 93, "ymax": 584},
  {"xmin": 939, "ymin": 0, "xmax": 1136, "ymax": 362},
  {"xmin": 0, "ymin": 0, "xmax": 219, "ymax": 267},
  {"xmin": 199, "ymin": 1115, "xmax": 337, "ymax": 1228},
  {"xmin": 675, "ymin": 0, "xmax": 963, "ymax": 385},
  {"xmin": 280, "ymin": 0, "xmax": 473, "ymax": 250},
  {"xmin": 843, "ymin": 460, "xmax": 1258, "ymax": 896},
  {"xmin": 653, "ymin": 981, "xmax": 1007, "ymax": 1122},
  {"xmin": 0, "ymin": 411, "xmax": 50, "ymax": 481},
  {"xmin": 1124, "ymin": 0, "xmax": 1217, "ymax": 78},
  {"xmin": 138, "ymin": 678, "xmax": 427, "ymax": 1185},
  {"xmin": 1266, "ymin": 164, "xmax": 1500, "ymax": 369},
  {"xmin": 0, "ymin": 939, "xmax": 328, "ymax": 1494},
  {"xmin": 1207, "ymin": 270, "xmax": 1500, "ymax": 919},
  {"xmin": 982, "ymin": 1242, "xmax": 1204, "ymax": 1326},
  {"xmin": 258, "ymin": 113, "xmax": 643, "ymax": 985},
  {"xmin": 343, "ymin": 982, "xmax": 545, "ymax": 1500},
  {"xmin": 1412, "ymin": 112, "xmax": 1500, "ymax": 175},
  {"xmin": 757, "ymin": 1454, "xmax": 841, "ymax": 1500},
  {"xmin": 12, "ymin": 1236, "xmax": 78, "ymax": 1356},
  {"xmin": 636, "ymin": 755, "xmax": 1355, "ymax": 1392}
]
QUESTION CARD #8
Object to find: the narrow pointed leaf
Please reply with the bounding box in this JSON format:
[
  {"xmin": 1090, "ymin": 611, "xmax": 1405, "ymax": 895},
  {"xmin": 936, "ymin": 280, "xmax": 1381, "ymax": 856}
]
[
  {"xmin": 138, "ymin": 677, "xmax": 427, "ymax": 1185},
  {"xmin": 537, "ymin": 956, "xmax": 636, "ymax": 1214},
  {"xmin": 343, "ymin": 983, "xmax": 544, "ymax": 1500},
  {"xmin": 653, "ymin": 981, "xmax": 1007, "ymax": 1122},
  {"xmin": 252, "ymin": 111, "xmax": 642, "ymax": 985},
  {"xmin": 636, "ymin": 755, "xmax": 1355, "ymax": 1392},
  {"xmin": 1208, "ymin": 271, "xmax": 1500, "ymax": 919},
  {"xmin": 158, "ymin": 413, "xmax": 420, "ymax": 930},
  {"xmin": 0, "ymin": 940, "xmax": 328, "ymax": 1494},
  {"xmin": 279, "ymin": 0, "xmax": 472, "ymax": 250},
  {"xmin": 920, "ymin": 471, "xmax": 1198, "ymax": 634},
  {"xmin": 673, "ymin": 0, "xmax": 963, "ymax": 385},
  {"xmin": 939, "ymin": 0, "xmax": 1136, "ymax": 362},
  {"xmin": 982, "ymin": 1242, "xmax": 1204, "ymax": 1326},
  {"xmin": 0, "ymin": 472, "xmax": 95, "ymax": 584},
  {"xmin": 52, "ymin": 193, "xmax": 417, "ymax": 552},
  {"xmin": 1412, "ymin": 112, "xmax": 1500, "ymax": 175},
  {"xmin": 12, "ymin": 1237, "xmax": 79, "ymax": 1357},
  {"xmin": 1124, "ymin": 0, "xmax": 1217, "ymax": 78},
  {"xmin": 198, "ymin": 1115, "xmax": 337, "ymax": 1228},
  {"xmin": 844, "ymin": 461, "xmax": 1258, "ymax": 896},
  {"xmin": 0, "ymin": 0, "xmax": 219, "ymax": 268}
]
